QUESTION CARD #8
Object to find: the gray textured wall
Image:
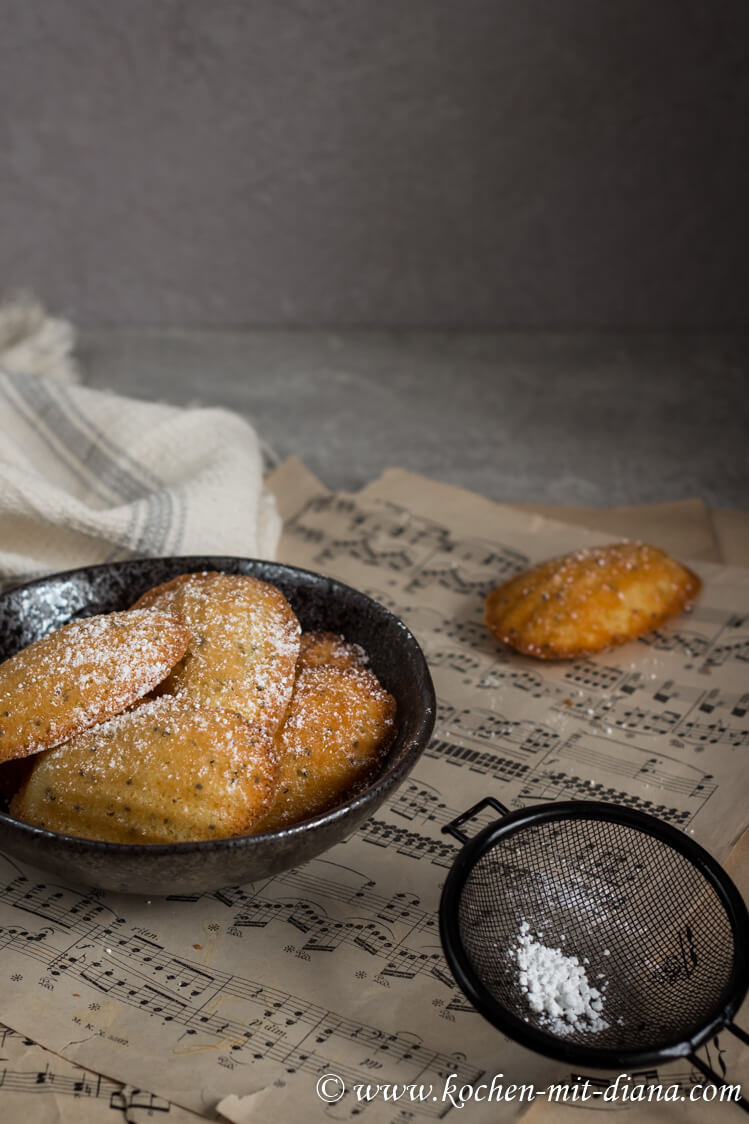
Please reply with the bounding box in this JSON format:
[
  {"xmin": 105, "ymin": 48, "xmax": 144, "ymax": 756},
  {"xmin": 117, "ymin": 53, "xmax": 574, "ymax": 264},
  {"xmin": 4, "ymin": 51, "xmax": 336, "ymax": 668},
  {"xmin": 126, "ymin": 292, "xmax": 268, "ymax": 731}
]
[{"xmin": 1, "ymin": 1, "xmax": 748, "ymax": 328}]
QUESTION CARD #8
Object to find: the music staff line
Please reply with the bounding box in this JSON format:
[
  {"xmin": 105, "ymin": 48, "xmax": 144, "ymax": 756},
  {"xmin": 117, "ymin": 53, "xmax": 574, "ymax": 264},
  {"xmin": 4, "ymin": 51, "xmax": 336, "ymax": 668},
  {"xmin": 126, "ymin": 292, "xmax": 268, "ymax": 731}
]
[
  {"xmin": 426, "ymin": 640, "xmax": 749, "ymax": 750},
  {"xmin": 0, "ymin": 926, "xmax": 482, "ymax": 1117},
  {"xmin": 289, "ymin": 496, "xmax": 528, "ymax": 597},
  {"xmin": 0, "ymin": 1063, "xmax": 170, "ymax": 1115},
  {"xmin": 426, "ymin": 717, "xmax": 714, "ymax": 821},
  {"xmin": 0, "ymin": 857, "xmax": 451, "ymax": 986},
  {"xmin": 288, "ymin": 495, "xmax": 748, "ymax": 673}
]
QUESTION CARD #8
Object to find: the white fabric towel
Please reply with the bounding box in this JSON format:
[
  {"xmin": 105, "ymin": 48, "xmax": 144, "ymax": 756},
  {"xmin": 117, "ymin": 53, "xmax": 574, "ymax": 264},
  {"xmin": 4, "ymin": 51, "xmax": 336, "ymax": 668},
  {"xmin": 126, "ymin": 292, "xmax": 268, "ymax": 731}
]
[{"xmin": 0, "ymin": 303, "xmax": 280, "ymax": 590}]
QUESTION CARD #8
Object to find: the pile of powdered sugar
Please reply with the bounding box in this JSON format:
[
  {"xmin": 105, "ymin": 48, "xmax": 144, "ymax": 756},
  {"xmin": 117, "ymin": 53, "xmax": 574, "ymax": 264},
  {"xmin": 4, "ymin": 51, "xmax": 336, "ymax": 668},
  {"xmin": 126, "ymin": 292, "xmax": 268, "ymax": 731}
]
[{"xmin": 512, "ymin": 921, "xmax": 609, "ymax": 1036}]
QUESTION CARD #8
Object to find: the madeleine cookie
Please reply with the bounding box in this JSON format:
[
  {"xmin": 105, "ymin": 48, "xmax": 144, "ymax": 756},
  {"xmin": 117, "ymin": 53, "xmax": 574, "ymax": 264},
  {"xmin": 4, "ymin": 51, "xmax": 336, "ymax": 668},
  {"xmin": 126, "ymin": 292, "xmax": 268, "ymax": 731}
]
[
  {"xmin": 133, "ymin": 572, "xmax": 301, "ymax": 739},
  {"xmin": 298, "ymin": 631, "xmax": 368, "ymax": 671},
  {"xmin": 485, "ymin": 541, "xmax": 701, "ymax": 660},
  {"xmin": 11, "ymin": 698, "xmax": 276, "ymax": 843},
  {"xmin": 254, "ymin": 662, "xmax": 396, "ymax": 833},
  {"xmin": 0, "ymin": 610, "xmax": 191, "ymax": 763}
]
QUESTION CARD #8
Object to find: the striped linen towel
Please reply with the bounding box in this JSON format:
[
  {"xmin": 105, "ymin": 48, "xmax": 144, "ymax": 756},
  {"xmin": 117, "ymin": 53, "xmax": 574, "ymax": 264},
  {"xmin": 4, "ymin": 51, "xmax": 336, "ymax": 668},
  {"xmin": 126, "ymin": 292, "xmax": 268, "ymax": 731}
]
[{"xmin": 0, "ymin": 307, "xmax": 280, "ymax": 591}]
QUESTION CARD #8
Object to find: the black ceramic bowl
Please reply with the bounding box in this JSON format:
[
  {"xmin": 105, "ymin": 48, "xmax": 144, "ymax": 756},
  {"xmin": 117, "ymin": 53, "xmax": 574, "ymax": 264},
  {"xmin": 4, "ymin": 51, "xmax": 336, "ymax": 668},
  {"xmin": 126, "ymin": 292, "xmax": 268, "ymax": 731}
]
[{"xmin": 0, "ymin": 557, "xmax": 435, "ymax": 895}]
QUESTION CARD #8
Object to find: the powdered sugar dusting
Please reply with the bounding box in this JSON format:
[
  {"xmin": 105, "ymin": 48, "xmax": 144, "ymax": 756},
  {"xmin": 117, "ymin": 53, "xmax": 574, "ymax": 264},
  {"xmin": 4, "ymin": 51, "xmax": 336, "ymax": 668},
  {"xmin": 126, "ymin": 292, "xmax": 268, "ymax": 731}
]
[
  {"xmin": 512, "ymin": 921, "xmax": 609, "ymax": 1036},
  {"xmin": 134, "ymin": 572, "xmax": 301, "ymax": 740},
  {"xmin": 0, "ymin": 609, "xmax": 190, "ymax": 760},
  {"xmin": 254, "ymin": 659, "xmax": 396, "ymax": 832},
  {"xmin": 12, "ymin": 697, "xmax": 276, "ymax": 844},
  {"xmin": 486, "ymin": 541, "xmax": 701, "ymax": 660},
  {"xmin": 299, "ymin": 631, "xmax": 368, "ymax": 670}
]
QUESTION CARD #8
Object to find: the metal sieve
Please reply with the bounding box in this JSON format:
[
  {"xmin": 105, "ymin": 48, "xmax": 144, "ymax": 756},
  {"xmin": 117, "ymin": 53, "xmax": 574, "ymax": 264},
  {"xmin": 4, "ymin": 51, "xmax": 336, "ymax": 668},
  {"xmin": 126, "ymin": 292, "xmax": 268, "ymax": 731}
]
[{"xmin": 439, "ymin": 798, "xmax": 749, "ymax": 1110}]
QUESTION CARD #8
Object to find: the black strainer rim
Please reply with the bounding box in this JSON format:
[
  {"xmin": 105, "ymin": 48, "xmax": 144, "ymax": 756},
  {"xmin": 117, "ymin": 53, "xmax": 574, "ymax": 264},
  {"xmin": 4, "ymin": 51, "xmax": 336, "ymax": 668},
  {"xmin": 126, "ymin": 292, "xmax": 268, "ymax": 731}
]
[{"xmin": 439, "ymin": 800, "xmax": 749, "ymax": 1069}]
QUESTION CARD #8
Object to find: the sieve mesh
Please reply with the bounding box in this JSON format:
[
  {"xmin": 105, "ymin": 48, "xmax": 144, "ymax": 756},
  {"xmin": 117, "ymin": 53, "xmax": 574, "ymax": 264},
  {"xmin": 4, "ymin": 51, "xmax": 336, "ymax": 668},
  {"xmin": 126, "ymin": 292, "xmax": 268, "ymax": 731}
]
[{"xmin": 454, "ymin": 814, "xmax": 737, "ymax": 1053}]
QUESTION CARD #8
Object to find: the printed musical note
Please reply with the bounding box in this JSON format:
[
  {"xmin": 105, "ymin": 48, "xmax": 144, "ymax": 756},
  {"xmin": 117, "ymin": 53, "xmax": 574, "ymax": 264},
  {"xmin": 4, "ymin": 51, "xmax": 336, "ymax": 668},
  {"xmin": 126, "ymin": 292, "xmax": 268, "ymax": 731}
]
[
  {"xmin": 563, "ymin": 663, "xmax": 625, "ymax": 692},
  {"xmin": 680, "ymin": 718, "xmax": 749, "ymax": 749},
  {"xmin": 358, "ymin": 819, "xmax": 455, "ymax": 867},
  {"xmin": 0, "ymin": 1019, "xmax": 183, "ymax": 1120},
  {"xmin": 699, "ymin": 614, "xmax": 749, "ymax": 669},
  {"xmin": 639, "ymin": 630, "xmax": 710, "ymax": 659},
  {"xmin": 1, "ymin": 485, "xmax": 746, "ymax": 1120},
  {"xmin": 406, "ymin": 539, "xmax": 527, "ymax": 596},
  {"xmin": 652, "ymin": 924, "xmax": 699, "ymax": 983}
]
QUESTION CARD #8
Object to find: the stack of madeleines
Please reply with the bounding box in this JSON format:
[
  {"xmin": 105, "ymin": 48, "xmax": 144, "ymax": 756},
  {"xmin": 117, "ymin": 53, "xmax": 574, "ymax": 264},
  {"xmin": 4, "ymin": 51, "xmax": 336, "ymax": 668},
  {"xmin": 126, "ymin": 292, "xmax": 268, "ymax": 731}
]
[{"xmin": 0, "ymin": 572, "xmax": 396, "ymax": 844}]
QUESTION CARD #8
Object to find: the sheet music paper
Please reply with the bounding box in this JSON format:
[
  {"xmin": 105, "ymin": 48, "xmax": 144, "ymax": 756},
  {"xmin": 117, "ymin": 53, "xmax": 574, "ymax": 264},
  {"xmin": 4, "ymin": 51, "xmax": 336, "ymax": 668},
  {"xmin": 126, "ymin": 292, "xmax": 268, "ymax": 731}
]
[
  {"xmin": 0, "ymin": 1024, "xmax": 201, "ymax": 1123},
  {"xmin": 0, "ymin": 461, "xmax": 747, "ymax": 1122}
]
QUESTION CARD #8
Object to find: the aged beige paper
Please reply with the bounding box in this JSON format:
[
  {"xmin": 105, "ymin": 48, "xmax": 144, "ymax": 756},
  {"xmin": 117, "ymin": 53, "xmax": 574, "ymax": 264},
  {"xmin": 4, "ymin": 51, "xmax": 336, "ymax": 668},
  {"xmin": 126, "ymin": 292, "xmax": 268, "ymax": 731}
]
[
  {"xmin": 266, "ymin": 460, "xmax": 749, "ymax": 568},
  {"xmin": 713, "ymin": 511, "xmax": 749, "ymax": 569},
  {"xmin": 266, "ymin": 455, "xmax": 331, "ymax": 518},
  {"xmin": 0, "ymin": 1024, "xmax": 201, "ymax": 1123},
  {"xmin": 0, "ymin": 459, "xmax": 747, "ymax": 1124},
  {"xmin": 514, "ymin": 499, "xmax": 723, "ymax": 562},
  {"xmin": 357, "ymin": 471, "xmax": 726, "ymax": 562}
]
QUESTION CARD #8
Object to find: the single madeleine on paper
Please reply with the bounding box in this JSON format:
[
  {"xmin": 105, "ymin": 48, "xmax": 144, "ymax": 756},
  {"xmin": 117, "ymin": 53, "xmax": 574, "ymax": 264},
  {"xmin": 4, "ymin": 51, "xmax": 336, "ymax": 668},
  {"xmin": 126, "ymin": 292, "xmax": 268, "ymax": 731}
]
[{"xmin": 484, "ymin": 541, "xmax": 702, "ymax": 661}]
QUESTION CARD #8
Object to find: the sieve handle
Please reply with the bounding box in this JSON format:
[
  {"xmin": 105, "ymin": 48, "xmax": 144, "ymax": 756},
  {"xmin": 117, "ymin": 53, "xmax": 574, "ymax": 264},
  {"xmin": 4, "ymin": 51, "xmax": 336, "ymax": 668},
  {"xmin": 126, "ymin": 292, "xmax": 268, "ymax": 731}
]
[
  {"xmin": 441, "ymin": 797, "xmax": 509, "ymax": 844},
  {"xmin": 689, "ymin": 1051, "xmax": 749, "ymax": 1113}
]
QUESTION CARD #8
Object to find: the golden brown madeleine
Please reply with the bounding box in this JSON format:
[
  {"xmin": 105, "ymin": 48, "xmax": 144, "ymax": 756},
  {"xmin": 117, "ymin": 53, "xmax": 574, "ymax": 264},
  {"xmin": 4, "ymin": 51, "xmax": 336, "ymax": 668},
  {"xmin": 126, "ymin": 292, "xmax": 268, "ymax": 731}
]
[
  {"xmin": 133, "ymin": 572, "xmax": 301, "ymax": 739},
  {"xmin": 485, "ymin": 541, "xmax": 702, "ymax": 661},
  {"xmin": 254, "ymin": 663, "xmax": 396, "ymax": 833},
  {"xmin": 0, "ymin": 609, "xmax": 191, "ymax": 763},
  {"xmin": 298, "ymin": 630, "xmax": 368, "ymax": 671},
  {"xmin": 11, "ymin": 698, "xmax": 276, "ymax": 843}
]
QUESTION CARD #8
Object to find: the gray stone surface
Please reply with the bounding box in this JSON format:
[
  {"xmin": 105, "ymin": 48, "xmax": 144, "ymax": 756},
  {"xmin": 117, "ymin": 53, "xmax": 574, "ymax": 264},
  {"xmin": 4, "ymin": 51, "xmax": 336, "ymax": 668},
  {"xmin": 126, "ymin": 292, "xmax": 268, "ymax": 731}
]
[
  {"xmin": 2, "ymin": 1, "xmax": 748, "ymax": 328},
  {"xmin": 80, "ymin": 329, "xmax": 749, "ymax": 509}
]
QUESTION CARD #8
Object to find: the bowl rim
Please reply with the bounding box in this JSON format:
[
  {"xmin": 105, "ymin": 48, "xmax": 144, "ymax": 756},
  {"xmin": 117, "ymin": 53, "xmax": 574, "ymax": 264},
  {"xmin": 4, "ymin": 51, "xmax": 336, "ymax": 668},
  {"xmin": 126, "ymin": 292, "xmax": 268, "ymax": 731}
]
[{"xmin": 0, "ymin": 554, "xmax": 436, "ymax": 855}]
